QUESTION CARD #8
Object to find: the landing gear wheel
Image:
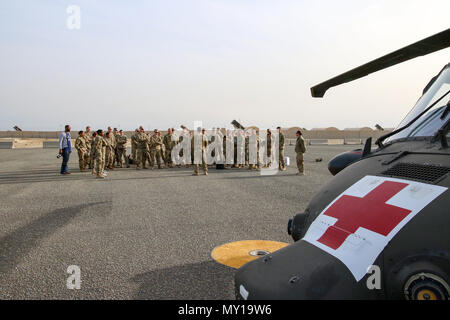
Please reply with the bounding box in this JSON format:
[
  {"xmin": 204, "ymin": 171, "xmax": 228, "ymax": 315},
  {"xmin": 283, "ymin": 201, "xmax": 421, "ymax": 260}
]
[{"xmin": 404, "ymin": 273, "xmax": 449, "ymax": 300}]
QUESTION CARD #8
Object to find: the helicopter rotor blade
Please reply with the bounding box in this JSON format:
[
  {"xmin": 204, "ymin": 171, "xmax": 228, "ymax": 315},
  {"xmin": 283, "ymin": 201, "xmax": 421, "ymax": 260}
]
[{"xmin": 311, "ymin": 28, "xmax": 450, "ymax": 98}]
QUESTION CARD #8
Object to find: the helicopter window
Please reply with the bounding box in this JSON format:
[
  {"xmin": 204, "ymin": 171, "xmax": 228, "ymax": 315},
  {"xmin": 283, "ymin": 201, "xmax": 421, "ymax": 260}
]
[
  {"xmin": 387, "ymin": 66, "xmax": 450, "ymax": 142},
  {"xmin": 406, "ymin": 102, "xmax": 449, "ymax": 137}
]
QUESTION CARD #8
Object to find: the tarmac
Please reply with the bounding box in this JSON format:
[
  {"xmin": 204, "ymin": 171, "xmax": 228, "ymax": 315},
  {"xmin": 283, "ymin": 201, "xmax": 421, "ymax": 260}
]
[{"xmin": 0, "ymin": 145, "xmax": 355, "ymax": 299}]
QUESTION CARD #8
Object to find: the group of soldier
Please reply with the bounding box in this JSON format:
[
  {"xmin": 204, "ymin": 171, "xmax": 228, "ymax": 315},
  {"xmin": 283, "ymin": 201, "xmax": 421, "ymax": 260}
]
[{"xmin": 74, "ymin": 125, "xmax": 307, "ymax": 179}]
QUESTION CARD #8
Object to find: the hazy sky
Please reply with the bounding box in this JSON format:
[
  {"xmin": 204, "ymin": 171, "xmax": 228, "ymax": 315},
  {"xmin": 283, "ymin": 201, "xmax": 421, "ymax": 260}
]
[{"xmin": 0, "ymin": 0, "xmax": 449, "ymax": 131}]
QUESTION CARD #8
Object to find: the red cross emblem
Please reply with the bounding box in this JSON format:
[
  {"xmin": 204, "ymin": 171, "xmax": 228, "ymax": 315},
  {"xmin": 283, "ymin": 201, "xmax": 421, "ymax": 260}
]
[{"xmin": 317, "ymin": 181, "xmax": 412, "ymax": 250}]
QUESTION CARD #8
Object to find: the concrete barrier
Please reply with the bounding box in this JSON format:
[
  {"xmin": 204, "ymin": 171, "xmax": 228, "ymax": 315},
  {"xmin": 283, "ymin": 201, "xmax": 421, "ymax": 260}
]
[
  {"xmin": 327, "ymin": 139, "xmax": 345, "ymax": 145},
  {"xmin": 308, "ymin": 139, "xmax": 329, "ymax": 145},
  {"xmin": 344, "ymin": 139, "xmax": 362, "ymax": 145},
  {"xmin": 43, "ymin": 141, "xmax": 60, "ymax": 148},
  {"xmin": 0, "ymin": 141, "xmax": 13, "ymax": 149},
  {"xmin": 308, "ymin": 139, "xmax": 345, "ymax": 145}
]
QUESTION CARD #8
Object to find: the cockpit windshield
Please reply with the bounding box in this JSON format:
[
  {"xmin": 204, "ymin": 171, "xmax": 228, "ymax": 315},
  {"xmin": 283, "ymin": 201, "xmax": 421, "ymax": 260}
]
[{"xmin": 387, "ymin": 64, "xmax": 450, "ymax": 142}]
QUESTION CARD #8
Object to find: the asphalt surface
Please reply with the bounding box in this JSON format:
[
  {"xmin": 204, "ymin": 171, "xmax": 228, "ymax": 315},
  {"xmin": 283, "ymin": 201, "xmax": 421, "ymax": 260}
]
[{"xmin": 0, "ymin": 145, "xmax": 356, "ymax": 299}]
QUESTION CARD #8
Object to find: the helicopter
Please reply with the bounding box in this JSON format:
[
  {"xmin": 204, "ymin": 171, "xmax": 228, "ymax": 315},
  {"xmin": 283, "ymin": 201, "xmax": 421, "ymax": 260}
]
[{"xmin": 234, "ymin": 28, "xmax": 450, "ymax": 300}]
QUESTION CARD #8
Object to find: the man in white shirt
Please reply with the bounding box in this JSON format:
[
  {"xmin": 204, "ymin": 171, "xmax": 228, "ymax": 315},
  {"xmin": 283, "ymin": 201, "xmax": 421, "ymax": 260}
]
[{"xmin": 58, "ymin": 124, "xmax": 72, "ymax": 175}]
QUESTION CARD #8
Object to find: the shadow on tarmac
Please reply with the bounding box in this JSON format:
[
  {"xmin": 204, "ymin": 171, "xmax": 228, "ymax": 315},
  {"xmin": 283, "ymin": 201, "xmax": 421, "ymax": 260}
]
[
  {"xmin": 0, "ymin": 201, "xmax": 111, "ymax": 275},
  {"xmin": 131, "ymin": 260, "xmax": 235, "ymax": 300}
]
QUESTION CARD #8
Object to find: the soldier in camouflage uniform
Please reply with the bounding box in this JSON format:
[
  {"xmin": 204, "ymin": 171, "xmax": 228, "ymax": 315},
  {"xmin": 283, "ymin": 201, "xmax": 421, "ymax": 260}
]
[
  {"xmin": 209, "ymin": 128, "xmax": 216, "ymax": 167},
  {"xmin": 245, "ymin": 132, "xmax": 249, "ymax": 167},
  {"xmin": 75, "ymin": 131, "xmax": 88, "ymax": 172},
  {"xmin": 84, "ymin": 126, "xmax": 92, "ymax": 169},
  {"xmin": 104, "ymin": 132, "xmax": 115, "ymax": 170},
  {"xmin": 223, "ymin": 135, "xmax": 229, "ymax": 168},
  {"xmin": 113, "ymin": 128, "xmax": 120, "ymax": 167},
  {"xmin": 264, "ymin": 129, "xmax": 272, "ymax": 168},
  {"xmin": 93, "ymin": 130, "xmax": 107, "ymax": 178},
  {"xmin": 172, "ymin": 128, "xmax": 182, "ymax": 168},
  {"xmin": 248, "ymin": 129, "xmax": 261, "ymax": 170},
  {"xmin": 277, "ymin": 127, "xmax": 286, "ymax": 171},
  {"xmin": 101, "ymin": 132, "xmax": 107, "ymax": 175},
  {"xmin": 295, "ymin": 130, "xmax": 306, "ymax": 175},
  {"xmin": 231, "ymin": 133, "xmax": 237, "ymax": 168},
  {"xmin": 163, "ymin": 128, "xmax": 175, "ymax": 168},
  {"xmin": 235, "ymin": 130, "xmax": 245, "ymax": 168},
  {"xmin": 188, "ymin": 131, "xmax": 194, "ymax": 168},
  {"xmin": 131, "ymin": 129, "xmax": 139, "ymax": 166},
  {"xmin": 193, "ymin": 128, "xmax": 208, "ymax": 176},
  {"xmin": 104, "ymin": 127, "xmax": 116, "ymax": 169},
  {"xmin": 116, "ymin": 130, "xmax": 130, "ymax": 168},
  {"xmin": 177, "ymin": 131, "xmax": 184, "ymax": 168},
  {"xmin": 90, "ymin": 131, "xmax": 97, "ymax": 174},
  {"xmin": 149, "ymin": 129, "xmax": 164, "ymax": 169},
  {"xmin": 136, "ymin": 126, "xmax": 150, "ymax": 169}
]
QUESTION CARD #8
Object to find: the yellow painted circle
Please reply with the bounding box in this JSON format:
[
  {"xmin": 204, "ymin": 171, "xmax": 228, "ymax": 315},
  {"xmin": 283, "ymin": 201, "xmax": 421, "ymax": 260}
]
[
  {"xmin": 417, "ymin": 289, "xmax": 437, "ymax": 300},
  {"xmin": 211, "ymin": 240, "xmax": 289, "ymax": 269}
]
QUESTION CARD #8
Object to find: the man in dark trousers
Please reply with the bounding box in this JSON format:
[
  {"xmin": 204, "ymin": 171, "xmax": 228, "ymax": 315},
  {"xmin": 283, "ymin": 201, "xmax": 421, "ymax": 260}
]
[
  {"xmin": 295, "ymin": 130, "xmax": 306, "ymax": 175},
  {"xmin": 58, "ymin": 124, "xmax": 72, "ymax": 175}
]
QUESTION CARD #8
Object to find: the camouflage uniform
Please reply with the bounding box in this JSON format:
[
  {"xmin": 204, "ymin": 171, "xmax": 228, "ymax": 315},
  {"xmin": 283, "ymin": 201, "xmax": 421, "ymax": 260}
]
[
  {"xmin": 295, "ymin": 135, "xmax": 306, "ymax": 174},
  {"xmin": 236, "ymin": 133, "xmax": 245, "ymax": 168},
  {"xmin": 90, "ymin": 136, "xmax": 96, "ymax": 172},
  {"xmin": 190, "ymin": 133, "xmax": 195, "ymax": 167},
  {"xmin": 193, "ymin": 133, "xmax": 208, "ymax": 175},
  {"xmin": 245, "ymin": 135, "xmax": 249, "ymax": 167},
  {"xmin": 114, "ymin": 133, "xmax": 121, "ymax": 166},
  {"xmin": 136, "ymin": 132, "xmax": 150, "ymax": 169},
  {"xmin": 248, "ymin": 136, "xmax": 261, "ymax": 170},
  {"xmin": 84, "ymin": 132, "xmax": 92, "ymax": 169},
  {"xmin": 75, "ymin": 135, "xmax": 88, "ymax": 171},
  {"xmin": 279, "ymin": 132, "xmax": 286, "ymax": 170},
  {"xmin": 104, "ymin": 133, "xmax": 116, "ymax": 169},
  {"xmin": 210, "ymin": 134, "xmax": 215, "ymax": 166},
  {"xmin": 173, "ymin": 132, "xmax": 183, "ymax": 168},
  {"xmin": 116, "ymin": 135, "xmax": 129, "ymax": 168},
  {"xmin": 131, "ymin": 132, "xmax": 138, "ymax": 163},
  {"xmin": 223, "ymin": 137, "xmax": 228, "ymax": 168},
  {"xmin": 265, "ymin": 134, "xmax": 272, "ymax": 167},
  {"xmin": 93, "ymin": 135, "xmax": 107, "ymax": 177},
  {"xmin": 101, "ymin": 137, "xmax": 107, "ymax": 173},
  {"xmin": 104, "ymin": 136, "xmax": 112, "ymax": 169},
  {"xmin": 149, "ymin": 134, "xmax": 164, "ymax": 168},
  {"xmin": 178, "ymin": 134, "xmax": 185, "ymax": 167},
  {"xmin": 232, "ymin": 136, "xmax": 238, "ymax": 168},
  {"xmin": 163, "ymin": 133, "xmax": 175, "ymax": 168}
]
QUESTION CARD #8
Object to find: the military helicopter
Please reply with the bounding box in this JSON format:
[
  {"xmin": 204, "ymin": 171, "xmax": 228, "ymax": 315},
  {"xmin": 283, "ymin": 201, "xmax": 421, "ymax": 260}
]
[{"xmin": 234, "ymin": 28, "xmax": 450, "ymax": 300}]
